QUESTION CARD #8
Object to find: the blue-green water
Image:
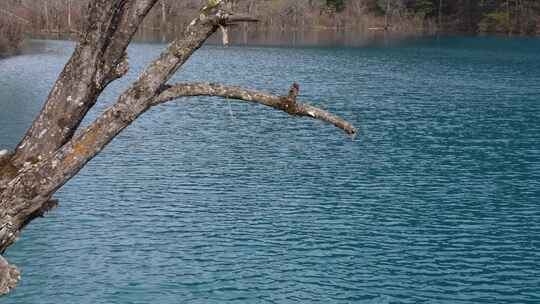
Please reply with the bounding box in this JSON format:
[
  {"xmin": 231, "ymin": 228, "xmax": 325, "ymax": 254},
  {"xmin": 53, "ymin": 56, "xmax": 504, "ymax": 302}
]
[{"xmin": 1, "ymin": 37, "xmax": 540, "ymax": 303}]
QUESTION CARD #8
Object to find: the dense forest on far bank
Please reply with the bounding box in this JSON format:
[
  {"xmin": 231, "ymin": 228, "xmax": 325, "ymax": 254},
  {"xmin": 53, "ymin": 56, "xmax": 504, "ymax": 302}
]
[{"xmin": 1, "ymin": 0, "xmax": 540, "ymax": 55}]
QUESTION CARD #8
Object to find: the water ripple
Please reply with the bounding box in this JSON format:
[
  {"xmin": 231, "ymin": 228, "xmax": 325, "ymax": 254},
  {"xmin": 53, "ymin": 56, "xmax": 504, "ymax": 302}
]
[{"xmin": 1, "ymin": 37, "xmax": 540, "ymax": 303}]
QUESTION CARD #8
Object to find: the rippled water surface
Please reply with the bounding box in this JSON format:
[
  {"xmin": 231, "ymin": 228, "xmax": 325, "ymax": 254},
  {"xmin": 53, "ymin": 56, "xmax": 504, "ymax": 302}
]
[{"xmin": 1, "ymin": 37, "xmax": 540, "ymax": 303}]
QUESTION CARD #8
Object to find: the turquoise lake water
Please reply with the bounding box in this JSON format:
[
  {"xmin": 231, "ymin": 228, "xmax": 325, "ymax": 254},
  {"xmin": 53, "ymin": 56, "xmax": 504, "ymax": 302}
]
[{"xmin": 1, "ymin": 37, "xmax": 540, "ymax": 303}]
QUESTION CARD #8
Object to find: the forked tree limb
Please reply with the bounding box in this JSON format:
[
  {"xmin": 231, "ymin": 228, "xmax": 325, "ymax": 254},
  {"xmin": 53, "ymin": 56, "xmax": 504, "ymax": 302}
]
[
  {"xmin": 154, "ymin": 82, "xmax": 358, "ymax": 136},
  {"xmin": 0, "ymin": 1, "xmax": 356, "ymax": 296},
  {"xmin": 0, "ymin": 9, "xmax": 266, "ymax": 253}
]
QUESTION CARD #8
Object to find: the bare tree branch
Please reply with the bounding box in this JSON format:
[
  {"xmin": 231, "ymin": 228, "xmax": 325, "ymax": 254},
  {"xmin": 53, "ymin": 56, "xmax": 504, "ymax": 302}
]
[
  {"xmin": 0, "ymin": 2, "xmax": 355, "ymax": 295},
  {"xmin": 154, "ymin": 82, "xmax": 358, "ymax": 136},
  {"xmin": 0, "ymin": 8, "xmax": 265, "ymax": 252},
  {"xmin": 12, "ymin": 0, "xmax": 159, "ymax": 168}
]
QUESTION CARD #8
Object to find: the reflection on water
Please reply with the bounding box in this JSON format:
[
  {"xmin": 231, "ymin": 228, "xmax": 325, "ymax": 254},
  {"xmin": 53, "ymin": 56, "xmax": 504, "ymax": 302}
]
[
  {"xmin": 139, "ymin": 27, "xmax": 418, "ymax": 47},
  {"xmin": 33, "ymin": 28, "xmax": 418, "ymax": 48}
]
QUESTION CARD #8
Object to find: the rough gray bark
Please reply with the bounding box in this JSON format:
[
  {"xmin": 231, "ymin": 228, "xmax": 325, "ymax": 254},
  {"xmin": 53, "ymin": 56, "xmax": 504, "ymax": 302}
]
[
  {"xmin": 12, "ymin": 0, "xmax": 159, "ymax": 168},
  {"xmin": 0, "ymin": 0, "xmax": 356, "ymax": 295},
  {"xmin": 155, "ymin": 82, "xmax": 357, "ymax": 135}
]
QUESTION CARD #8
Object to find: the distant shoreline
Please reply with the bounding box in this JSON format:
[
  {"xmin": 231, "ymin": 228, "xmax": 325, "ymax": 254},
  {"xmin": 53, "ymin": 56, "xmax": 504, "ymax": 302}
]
[
  {"xmin": 1, "ymin": 0, "xmax": 538, "ymax": 58},
  {"xmin": 27, "ymin": 28, "xmax": 540, "ymax": 49},
  {"xmin": 2, "ymin": 30, "xmax": 538, "ymax": 60}
]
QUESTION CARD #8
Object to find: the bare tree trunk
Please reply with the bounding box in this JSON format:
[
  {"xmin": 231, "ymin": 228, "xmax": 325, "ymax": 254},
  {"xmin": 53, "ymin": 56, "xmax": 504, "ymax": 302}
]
[{"xmin": 0, "ymin": 0, "xmax": 356, "ymax": 296}]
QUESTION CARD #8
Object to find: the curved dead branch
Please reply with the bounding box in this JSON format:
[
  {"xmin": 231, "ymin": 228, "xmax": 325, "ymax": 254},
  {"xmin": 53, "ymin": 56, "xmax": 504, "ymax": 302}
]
[{"xmin": 154, "ymin": 82, "xmax": 357, "ymax": 136}]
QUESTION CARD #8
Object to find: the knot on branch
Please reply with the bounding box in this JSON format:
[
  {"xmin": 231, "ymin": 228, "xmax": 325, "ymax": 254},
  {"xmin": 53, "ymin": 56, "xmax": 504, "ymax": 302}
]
[
  {"xmin": 190, "ymin": 3, "xmax": 258, "ymax": 33},
  {"xmin": 213, "ymin": 10, "xmax": 257, "ymax": 46},
  {"xmin": 278, "ymin": 83, "xmax": 301, "ymax": 115}
]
